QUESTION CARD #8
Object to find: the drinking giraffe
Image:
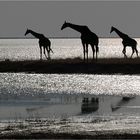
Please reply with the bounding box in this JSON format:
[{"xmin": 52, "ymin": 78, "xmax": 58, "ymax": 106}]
[{"xmin": 25, "ymin": 29, "xmax": 53, "ymax": 60}]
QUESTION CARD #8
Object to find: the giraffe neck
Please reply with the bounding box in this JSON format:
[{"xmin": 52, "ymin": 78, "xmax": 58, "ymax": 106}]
[
  {"xmin": 67, "ymin": 23, "xmax": 87, "ymax": 34},
  {"xmin": 113, "ymin": 28, "xmax": 127, "ymax": 39},
  {"xmin": 28, "ymin": 30, "xmax": 42, "ymax": 39}
]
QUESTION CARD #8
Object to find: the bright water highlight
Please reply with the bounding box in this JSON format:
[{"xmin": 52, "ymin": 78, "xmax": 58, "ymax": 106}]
[
  {"xmin": 0, "ymin": 38, "xmax": 139, "ymax": 60},
  {"xmin": 0, "ymin": 73, "xmax": 140, "ymax": 99}
]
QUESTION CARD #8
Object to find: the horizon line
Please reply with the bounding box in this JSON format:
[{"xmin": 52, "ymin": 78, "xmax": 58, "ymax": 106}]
[
  {"xmin": 0, "ymin": 0, "xmax": 139, "ymax": 1},
  {"xmin": 0, "ymin": 36, "xmax": 140, "ymax": 39}
]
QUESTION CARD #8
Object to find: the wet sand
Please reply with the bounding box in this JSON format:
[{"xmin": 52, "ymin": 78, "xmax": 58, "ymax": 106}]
[
  {"xmin": 1, "ymin": 95, "xmax": 140, "ymax": 139},
  {"xmin": 0, "ymin": 58, "xmax": 140, "ymax": 74}
]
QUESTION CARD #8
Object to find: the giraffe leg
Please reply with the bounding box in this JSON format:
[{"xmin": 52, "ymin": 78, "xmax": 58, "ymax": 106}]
[
  {"xmin": 122, "ymin": 46, "xmax": 127, "ymax": 58},
  {"xmin": 48, "ymin": 44, "xmax": 53, "ymax": 54},
  {"xmin": 95, "ymin": 45, "xmax": 98, "ymax": 61},
  {"xmin": 135, "ymin": 47, "xmax": 139, "ymax": 57},
  {"xmin": 96, "ymin": 50, "xmax": 97, "ymax": 61},
  {"xmin": 86, "ymin": 44, "xmax": 88, "ymax": 62},
  {"xmin": 40, "ymin": 46, "xmax": 42, "ymax": 60},
  {"xmin": 82, "ymin": 41, "xmax": 86, "ymax": 61},
  {"xmin": 136, "ymin": 49, "xmax": 139, "ymax": 57},
  {"xmin": 46, "ymin": 47, "xmax": 51, "ymax": 60},
  {"xmin": 91, "ymin": 45, "xmax": 95, "ymax": 60},
  {"xmin": 131, "ymin": 48, "xmax": 135, "ymax": 58},
  {"xmin": 43, "ymin": 47, "xmax": 48, "ymax": 59}
]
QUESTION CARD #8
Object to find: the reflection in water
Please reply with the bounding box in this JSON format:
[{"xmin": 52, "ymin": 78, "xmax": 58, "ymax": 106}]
[
  {"xmin": 1, "ymin": 94, "xmax": 140, "ymax": 120},
  {"xmin": 81, "ymin": 97, "xmax": 99, "ymax": 113},
  {"xmin": 111, "ymin": 96, "xmax": 135, "ymax": 112}
]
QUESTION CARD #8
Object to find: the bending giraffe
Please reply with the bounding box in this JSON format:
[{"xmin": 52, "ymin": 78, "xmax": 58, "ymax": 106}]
[
  {"xmin": 61, "ymin": 21, "xmax": 99, "ymax": 61},
  {"xmin": 110, "ymin": 26, "xmax": 138, "ymax": 58},
  {"xmin": 25, "ymin": 29, "xmax": 53, "ymax": 60}
]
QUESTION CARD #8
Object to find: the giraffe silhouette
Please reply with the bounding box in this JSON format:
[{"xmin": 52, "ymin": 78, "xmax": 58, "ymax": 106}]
[
  {"xmin": 61, "ymin": 21, "xmax": 99, "ymax": 61},
  {"xmin": 110, "ymin": 26, "xmax": 138, "ymax": 58},
  {"xmin": 25, "ymin": 29, "xmax": 53, "ymax": 60}
]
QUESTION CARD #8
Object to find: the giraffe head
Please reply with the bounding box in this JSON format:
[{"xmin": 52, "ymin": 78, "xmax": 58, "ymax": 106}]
[
  {"xmin": 61, "ymin": 21, "xmax": 69, "ymax": 30},
  {"xmin": 25, "ymin": 29, "xmax": 30, "ymax": 36},
  {"xmin": 110, "ymin": 26, "xmax": 115, "ymax": 33}
]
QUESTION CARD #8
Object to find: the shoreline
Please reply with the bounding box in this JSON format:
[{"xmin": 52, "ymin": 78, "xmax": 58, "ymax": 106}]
[
  {"xmin": 1, "ymin": 119, "xmax": 140, "ymax": 139},
  {"xmin": 1, "ymin": 132, "xmax": 140, "ymax": 139},
  {"xmin": 0, "ymin": 58, "xmax": 140, "ymax": 74},
  {"xmin": 0, "ymin": 92, "xmax": 140, "ymax": 139}
]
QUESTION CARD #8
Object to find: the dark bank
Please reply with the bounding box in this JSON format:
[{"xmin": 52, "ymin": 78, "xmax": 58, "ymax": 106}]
[{"xmin": 1, "ymin": 58, "xmax": 140, "ymax": 74}]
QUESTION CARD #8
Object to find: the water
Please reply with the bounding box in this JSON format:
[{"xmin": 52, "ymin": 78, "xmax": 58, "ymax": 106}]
[
  {"xmin": 0, "ymin": 38, "xmax": 140, "ymax": 133},
  {"xmin": 0, "ymin": 73, "xmax": 140, "ymax": 99},
  {"xmin": 0, "ymin": 73, "xmax": 140, "ymax": 121},
  {"xmin": 0, "ymin": 38, "xmax": 139, "ymax": 60}
]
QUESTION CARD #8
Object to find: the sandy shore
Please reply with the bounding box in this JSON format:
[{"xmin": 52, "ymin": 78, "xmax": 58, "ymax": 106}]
[
  {"xmin": 0, "ymin": 58, "xmax": 140, "ymax": 74},
  {"xmin": 0, "ymin": 95, "xmax": 140, "ymax": 139},
  {"xmin": 1, "ymin": 118, "xmax": 140, "ymax": 139}
]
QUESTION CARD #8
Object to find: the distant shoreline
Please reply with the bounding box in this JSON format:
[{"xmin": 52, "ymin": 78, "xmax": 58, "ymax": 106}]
[
  {"xmin": 0, "ymin": 58, "xmax": 140, "ymax": 74},
  {"xmin": 0, "ymin": 37, "xmax": 140, "ymax": 39},
  {"xmin": 1, "ymin": 116, "xmax": 140, "ymax": 139}
]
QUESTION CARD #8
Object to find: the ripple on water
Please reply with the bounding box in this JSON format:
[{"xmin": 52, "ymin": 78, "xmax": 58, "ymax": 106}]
[{"xmin": 0, "ymin": 73, "xmax": 140, "ymax": 99}]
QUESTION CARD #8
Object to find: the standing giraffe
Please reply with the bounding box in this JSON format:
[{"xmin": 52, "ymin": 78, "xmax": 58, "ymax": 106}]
[
  {"xmin": 25, "ymin": 29, "xmax": 53, "ymax": 60},
  {"xmin": 110, "ymin": 26, "xmax": 138, "ymax": 58},
  {"xmin": 61, "ymin": 21, "xmax": 99, "ymax": 61}
]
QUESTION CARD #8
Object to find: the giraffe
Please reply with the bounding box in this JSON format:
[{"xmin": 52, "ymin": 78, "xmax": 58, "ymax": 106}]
[
  {"xmin": 25, "ymin": 29, "xmax": 53, "ymax": 60},
  {"xmin": 61, "ymin": 21, "xmax": 99, "ymax": 61},
  {"xmin": 110, "ymin": 26, "xmax": 138, "ymax": 58}
]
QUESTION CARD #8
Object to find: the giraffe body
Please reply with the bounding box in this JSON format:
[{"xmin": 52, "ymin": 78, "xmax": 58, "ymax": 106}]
[
  {"xmin": 25, "ymin": 29, "xmax": 53, "ymax": 60},
  {"xmin": 61, "ymin": 22, "xmax": 99, "ymax": 61},
  {"xmin": 110, "ymin": 26, "xmax": 138, "ymax": 58}
]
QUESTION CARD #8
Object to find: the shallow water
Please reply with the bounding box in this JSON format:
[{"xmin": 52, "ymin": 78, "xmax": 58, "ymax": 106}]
[
  {"xmin": 0, "ymin": 73, "xmax": 140, "ymax": 99},
  {"xmin": 0, "ymin": 93, "xmax": 140, "ymax": 121},
  {"xmin": 0, "ymin": 73, "xmax": 140, "ymax": 121},
  {"xmin": 0, "ymin": 38, "xmax": 140, "ymax": 132},
  {"xmin": 0, "ymin": 38, "xmax": 139, "ymax": 60}
]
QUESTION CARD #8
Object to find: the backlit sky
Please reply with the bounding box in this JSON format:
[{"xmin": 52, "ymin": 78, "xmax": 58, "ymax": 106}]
[{"xmin": 0, "ymin": 1, "xmax": 140, "ymax": 38}]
